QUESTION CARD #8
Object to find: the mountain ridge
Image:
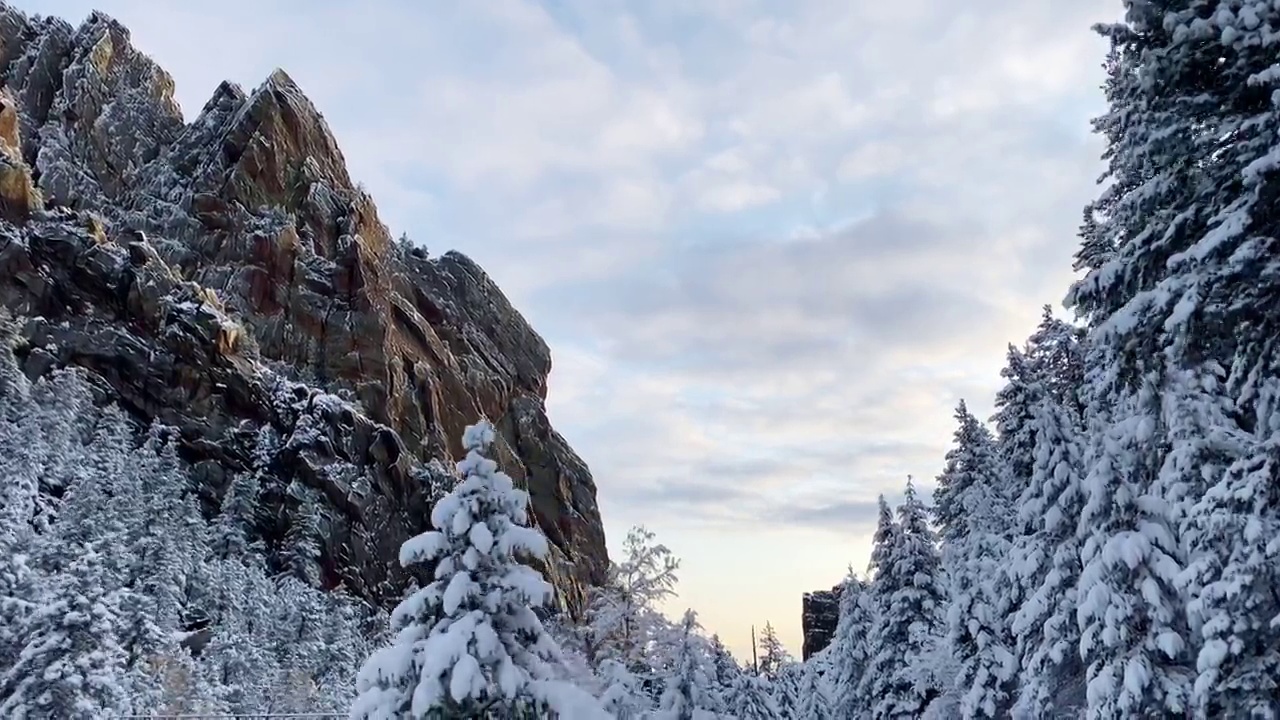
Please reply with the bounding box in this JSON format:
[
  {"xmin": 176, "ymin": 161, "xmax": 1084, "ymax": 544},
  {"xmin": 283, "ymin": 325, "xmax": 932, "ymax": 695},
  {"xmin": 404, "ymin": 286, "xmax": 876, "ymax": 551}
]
[{"xmin": 0, "ymin": 2, "xmax": 608, "ymax": 614}]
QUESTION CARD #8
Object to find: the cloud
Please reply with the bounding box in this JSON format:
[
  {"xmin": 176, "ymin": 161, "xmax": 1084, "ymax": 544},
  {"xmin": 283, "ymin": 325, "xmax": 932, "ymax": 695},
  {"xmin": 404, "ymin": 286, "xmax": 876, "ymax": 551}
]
[
  {"xmin": 27, "ymin": 0, "xmax": 1122, "ymax": 658},
  {"xmin": 774, "ymin": 500, "xmax": 882, "ymax": 533}
]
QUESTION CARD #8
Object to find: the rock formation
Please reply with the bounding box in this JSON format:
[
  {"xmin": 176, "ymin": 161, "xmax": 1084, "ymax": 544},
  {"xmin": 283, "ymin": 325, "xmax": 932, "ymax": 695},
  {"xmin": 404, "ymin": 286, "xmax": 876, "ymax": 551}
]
[
  {"xmin": 801, "ymin": 585, "xmax": 842, "ymax": 660},
  {"xmin": 0, "ymin": 4, "xmax": 607, "ymax": 614}
]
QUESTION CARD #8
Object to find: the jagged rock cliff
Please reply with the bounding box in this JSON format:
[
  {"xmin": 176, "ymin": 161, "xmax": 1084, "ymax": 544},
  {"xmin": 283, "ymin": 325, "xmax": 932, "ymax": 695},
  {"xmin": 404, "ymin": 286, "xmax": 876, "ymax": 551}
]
[
  {"xmin": 0, "ymin": 4, "xmax": 607, "ymax": 613},
  {"xmin": 801, "ymin": 585, "xmax": 842, "ymax": 660}
]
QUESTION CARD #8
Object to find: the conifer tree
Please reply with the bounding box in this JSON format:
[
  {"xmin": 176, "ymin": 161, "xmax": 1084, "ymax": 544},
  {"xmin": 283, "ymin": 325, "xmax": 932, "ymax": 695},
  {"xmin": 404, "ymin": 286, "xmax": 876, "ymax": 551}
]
[
  {"xmin": 797, "ymin": 662, "xmax": 832, "ymax": 720},
  {"xmin": 1180, "ymin": 374, "xmax": 1280, "ymax": 718},
  {"xmin": 757, "ymin": 620, "xmax": 789, "ymax": 679},
  {"xmin": 706, "ymin": 633, "xmax": 741, "ymax": 712},
  {"xmin": 772, "ymin": 661, "xmax": 801, "ymax": 719},
  {"xmin": 935, "ymin": 401, "xmax": 1009, "ymax": 542},
  {"xmin": 859, "ymin": 485, "xmax": 947, "ymax": 719},
  {"xmin": 350, "ymin": 420, "xmax": 600, "ymax": 718},
  {"xmin": 1007, "ymin": 376, "xmax": 1089, "ymax": 718},
  {"xmin": 0, "ymin": 541, "xmax": 133, "ymax": 718},
  {"xmin": 707, "ymin": 633, "xmax": 740, "ymax": 687},
  {"xmin": 993, "ymin": 308, "xmax": 1086, "ymax": 506},
  {"xmin": 656, "ymin": 609, "xmax": 720, "ymax": 720},
  {"xmin": 730, "ymin": 670, "xmax": 781, "ymax": 720},
  {"xmin": 1095, "ymin": 2, "xmax": 1280, "ymax": 717},
  {"xmin": 830, "ymin": 574, "xmax": 873, "ymax": 719},
  {"xmin": 1063, "ymin": 2, "xmax": 1256, "ymax": 712},
  {"xmin": 935, "ymin": 403, "xmax": 1018, "ymax": 718},
  {"xmin": 213, "ymin": 426, "xmax": 277, "ymax": 558},
  {"xmin": 583, "ymin": 525, "xmax": 681, "ymax": 676},
  {"xmin": 597, "ymin": 658, "xmax": 652, "ymax": 719}
]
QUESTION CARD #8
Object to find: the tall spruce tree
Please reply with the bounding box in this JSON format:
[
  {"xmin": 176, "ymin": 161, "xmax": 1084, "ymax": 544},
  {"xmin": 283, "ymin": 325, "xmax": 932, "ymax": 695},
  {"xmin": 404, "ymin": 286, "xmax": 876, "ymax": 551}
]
[
  {"xmin": 1004, "ymin": 336, "xmax": 1090, "ymax": 718},
  {"xmin": 350, "ymin": 420, "xmax": 601, "ymax": 719},
  {"xmin": 730, "ymin": 671, "xmax": 780, "ymax": 720},
  {"xmin": 935, "ymin": 403, "xmax": 1017, "ymax": 719},
  {"xmin": 0, "ymin": 541, "xmax": 133, "ymax": 718},
  {"xmin": 859, "ymin": 484, "xmax": 947, "ymax": 719},
  {"xmin": 830, "ymin": 574, "xmax": 874, "ymax": 718},
  {"xmin": 935, "ymin": 401, "xmax": 1011, "ymax": 543},
  {"xmin": 798, "ymin": 661, "xmax": 833, "ymax": 720},
  {"xmin": 656, "ymin": 609, "xmax": 720, "ymax": 720},
  {"xmin": 757, "ymin": 621, "xmax": 789, "ymax": 680},
  {"xmin": 582, "ymin": 525, "xmax": 681, "ymax": 676},
  {"xmin": 1062, "ymin": 1, "xmax": 1279, "ymax": 714},
  {"xmin": 772, "ymin": 661, "xmax": 801, "ymax": 719},
  {"xmin": 1120, "ymin": 2, "xmax": 1280, "ymax": 718}
]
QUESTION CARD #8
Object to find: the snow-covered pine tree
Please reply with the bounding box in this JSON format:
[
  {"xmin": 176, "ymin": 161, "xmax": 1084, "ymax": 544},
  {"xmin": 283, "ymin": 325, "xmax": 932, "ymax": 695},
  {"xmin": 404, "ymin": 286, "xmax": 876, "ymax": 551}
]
[
  {"xmin": 858, "ymin": 485, "xmax": 948, "ymax": 719},
  {"xmin": 1005, "ymin": 344, "xmax": 1089, "ymax": 718},
  {"xmin": 830, "ymin": 573, "xmax": 873, "ymax": 718},
  {"xmin": 706, "ymin": 633, "xmax": 742, "ymax": 712},
  {"xmin": 200, "ymin": 555, "xmax": 292, "ymax": 714},
  {"xmin": 757, "ymin": 620, "xmax": 790, "ymax": 679},
  {"xmin": 283, "ymin": 477, "xmax": 326, "ymax": 586},
  {"xmin": 350, "ymin": 420, "xmax": 602, "ymax": 719},
  {"xmin": 707, "ymin": 633, "xmax": 740, "ymax": 687},
  {"xmin": 1182, "ymin": 411, "xmax": 1280, "ymax": 719},
  {"xmin": 582, "ymin": 525, "xmax": 681, "ymax": 675},
  {"xmin": 1062, "ymin": 1, "xmax": 1275, "ymax": 713},
  {"xmin": 1109, "ymin": 2, "xmax": 1280, "ymax": 717},
  {"xmin": 934, "ymin": 401, "xmax": 1011, "ymax": 543},
  {"xmin": 0, "ymin": 540, "xmax": 133, "ymax": 718},
  {"xmin": 598, "ymin": 658, "xmax": 652, "ymax": 719},
  {"xmin": 934, "ymin": 402, "xmax": 1017, "ymax": 719},
  {"xmin": 730, "ymin": 670, "xmax": 781, "ymax": 720},
  {"xmin": 772, "ymin": 661, "xmax": 801, "ymax": 719},
  {"xmin": 656, "ymin": 608, "xmax": 720, "ymax": 720},
  {"xmin": 797, "ymin": 662, "xmax": 832, "ymax": 720},
  {"xmin": 212, "ymin": 426, "xmax": 278, "ymax": 558},
  {"xmin": 992, "ymin": 308, "xmax": 1086, "ymax": 506},
  {"xmin": 858, "ymin": 497, "xmax": 904, "ymax": 718},
  {"xmin": 0, "ymin": 355, "xmax": 48, "ymax": 675}
]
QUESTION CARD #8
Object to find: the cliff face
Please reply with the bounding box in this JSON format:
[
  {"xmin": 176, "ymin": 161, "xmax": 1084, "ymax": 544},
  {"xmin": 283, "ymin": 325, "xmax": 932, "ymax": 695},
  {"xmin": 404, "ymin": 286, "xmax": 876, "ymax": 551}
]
[
  {"xmin": 0, "ymin": 5, "xmax": 607, "ymax": 613},
  {"xmin": 801, "ymin": 585, "xmax": 842, "ymax": 660}
]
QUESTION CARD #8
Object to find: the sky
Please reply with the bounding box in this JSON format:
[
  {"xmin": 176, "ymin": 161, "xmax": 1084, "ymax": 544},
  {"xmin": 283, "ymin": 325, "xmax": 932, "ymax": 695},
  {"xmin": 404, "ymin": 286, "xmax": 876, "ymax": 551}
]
[{"xmin": 27, "ymin": 0, "xmax": 1123, "ymax": 660}]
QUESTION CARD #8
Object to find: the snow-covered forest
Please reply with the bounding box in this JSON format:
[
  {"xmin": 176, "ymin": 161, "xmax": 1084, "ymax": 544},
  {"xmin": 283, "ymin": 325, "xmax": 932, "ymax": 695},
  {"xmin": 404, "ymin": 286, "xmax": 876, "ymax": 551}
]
[{"xmin": 5, "ymin": 0, "xmax": 1280, "ymax": 717}]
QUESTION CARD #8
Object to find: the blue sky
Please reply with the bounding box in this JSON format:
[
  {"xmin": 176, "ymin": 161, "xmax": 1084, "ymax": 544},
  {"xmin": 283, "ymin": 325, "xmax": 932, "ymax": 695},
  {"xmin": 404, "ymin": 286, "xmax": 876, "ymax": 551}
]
[{"xmin": 29, "ymin": 0, "xmax": 1121, "ymax": 659}]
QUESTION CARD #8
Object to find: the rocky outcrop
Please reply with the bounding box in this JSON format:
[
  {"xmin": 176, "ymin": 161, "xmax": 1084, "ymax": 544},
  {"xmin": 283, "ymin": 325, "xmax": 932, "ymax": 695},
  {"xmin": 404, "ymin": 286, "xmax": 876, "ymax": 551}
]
[
  {"xmin": 0, "ymin": 4, "xmax": 607, "ymax": 614},
  {"xmin": 801, "ymin": 585, "xmax": 842, "ymax": 659}
]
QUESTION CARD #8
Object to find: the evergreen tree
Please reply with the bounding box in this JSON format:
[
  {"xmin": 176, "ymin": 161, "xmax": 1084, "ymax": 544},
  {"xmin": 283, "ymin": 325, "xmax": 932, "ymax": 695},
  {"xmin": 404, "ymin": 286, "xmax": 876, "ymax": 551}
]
[
  {"xmin": 1102, "ymin": 2, "xmax": 1280, "ymax": 717},
  {"xmin": 934, "ymin": 401, "xmax": 1010, "ymax": 542},
  {"xmin": 1061, "ymin": 1, "xmax": 1262, "ymax": 712},
  {"xmin": 283, "ymin": 478, "xmax": 325, "ymax": 586},
  {"xmin": 582, "ymin": 525, "xmax": 681, "ymax": 681},
  {"xmin": 1180, "ymin": 379, "xmax": 1280, "ymax": 718},
  {"xmin": 935, "ymin": 403, "xmax": 1018, "ymax": 718},
  {"xmin": 597, "ymin": 658, "xmax": 652, "ymax": 719},
  {"xmin": 200, "ymin": 555, "xmax": 290, "ymax": 714},
  {"xmin": 707, "ymin": 633, "xmax": 740, "ymax": 687},
  {"xmin": 730, "ymin": 670, "xmax": 781, "ymax": 720},
  {"xmin": 213, "ymin": 426, "xmax": 277, "ymax": 558},
  {"xmin": 0, "ymin": 541, "xmax": 133, "ymax": 718},
  {"xmin": 859, "ymin": 485, "xmax": 947, "ymax": 719},
  {"xmin": 350, "ymin": 420, "xmax": 601, "ymax": 718},
  {"xmin": 757, "ymin": 620, "xmax": 790, "ymax": 679},
  {"xmin": 830, "ymin": 574, "xmax": 873, "ymax": 719},
  {"xmin": 706, "ymin": 633, "xmax": 742, "ymax": 712},
  {"xmin": 797, "ymin": 662, "xmax": 832, "ymax": 720},
  {"xmin": 1007, "ymin": 374, "xmax": 1089, "ymax": 718},
  {"xmin": 772, "ymin": 661, "xmax": 801, "ymax": 719},
  {"xmin": 993, "ymin": 308, "xmax": 1086, "ymax": 506},
  {"xmin": 656, "ymin": 609, "xmax": 719, "ymax": 720}
]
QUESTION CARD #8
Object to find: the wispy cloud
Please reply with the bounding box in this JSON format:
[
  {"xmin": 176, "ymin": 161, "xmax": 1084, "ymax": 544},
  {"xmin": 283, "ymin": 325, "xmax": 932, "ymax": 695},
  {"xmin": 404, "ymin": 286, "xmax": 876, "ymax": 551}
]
[{"xmin": 29, "ymin": 0, "xmax": 1120, "ymax": 658}]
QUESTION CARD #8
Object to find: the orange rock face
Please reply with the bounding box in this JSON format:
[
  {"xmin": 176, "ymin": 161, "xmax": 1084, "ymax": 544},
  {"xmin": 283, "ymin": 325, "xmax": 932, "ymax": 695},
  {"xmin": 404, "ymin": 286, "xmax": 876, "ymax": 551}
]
[{"xmin": 0, "ymin": 7, "xmax": 608, "ymax": 615}]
